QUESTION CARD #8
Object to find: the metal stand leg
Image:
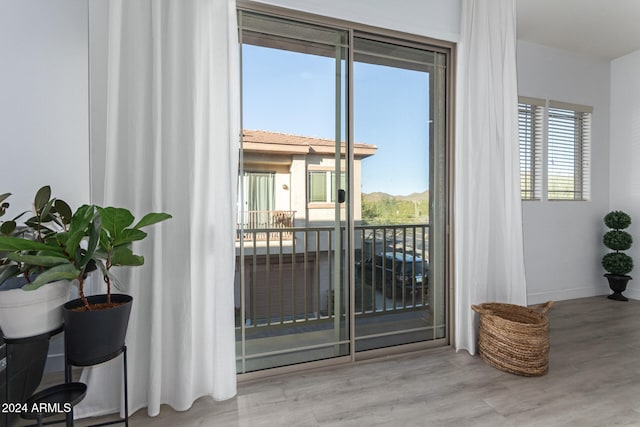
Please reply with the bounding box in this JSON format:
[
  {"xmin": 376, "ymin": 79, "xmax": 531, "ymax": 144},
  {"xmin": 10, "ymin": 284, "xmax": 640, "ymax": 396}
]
[
  {"xmin": 4, "ymin": 343, "xmax": 9, "ymax": 427},
  {"xmin": 63, "ymin": 346, "xmax": 128, "ymax": 427},
  {"xmin": 65, "ymin": 338, "xmax": 74, "ymax": 427},
  {"xmin": 123, "ymin": 346, "xmax": 128, "ymax": 427}
]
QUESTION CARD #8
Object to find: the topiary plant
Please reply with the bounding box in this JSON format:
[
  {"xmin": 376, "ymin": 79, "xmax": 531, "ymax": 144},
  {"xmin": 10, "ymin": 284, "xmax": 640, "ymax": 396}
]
[{"xmin": 602, "ymin": 210, "xmax": 633, "ymax": 276}]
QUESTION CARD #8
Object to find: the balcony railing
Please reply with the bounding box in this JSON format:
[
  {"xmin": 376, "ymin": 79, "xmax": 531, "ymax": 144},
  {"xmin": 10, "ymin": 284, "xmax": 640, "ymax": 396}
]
[
  {"xmin": 237, "ymin": 210, "xmax": 296, "ymax": 241},
  {"xmin": 235, "ymin": 223, "xmax": 429, "ymax": 328}
]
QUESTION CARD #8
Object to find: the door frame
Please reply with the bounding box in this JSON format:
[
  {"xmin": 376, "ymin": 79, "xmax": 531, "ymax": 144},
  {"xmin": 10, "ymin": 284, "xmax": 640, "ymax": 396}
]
[{"xmin": 236, "ymin": 1, "xmax": 455, "ymax": 382}]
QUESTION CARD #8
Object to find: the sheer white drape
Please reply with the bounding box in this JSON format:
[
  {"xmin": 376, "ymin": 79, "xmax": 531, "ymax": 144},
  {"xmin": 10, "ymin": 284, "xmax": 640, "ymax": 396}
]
[
  {"xmin": 80, "ymin": 0, "xmax": 239, "ymax": 418},
  {"xmin": 454, "ymin": 0, "xmax": 527, "ymax": 355}
]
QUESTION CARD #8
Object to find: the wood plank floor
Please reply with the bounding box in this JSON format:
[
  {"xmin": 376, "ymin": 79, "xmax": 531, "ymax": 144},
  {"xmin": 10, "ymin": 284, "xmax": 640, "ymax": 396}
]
[{"xmin": 37, "ymin": 296, "xmax": 640, "ymax": 426}]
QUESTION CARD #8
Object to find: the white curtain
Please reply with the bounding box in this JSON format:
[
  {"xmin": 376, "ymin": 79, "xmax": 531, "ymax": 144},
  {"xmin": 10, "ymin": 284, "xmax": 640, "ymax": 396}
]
[
  {"xmin": 81, "ymin": 0, "xmax": 239, "ymax": 418},
  {"xmin": 454, "ymin": 0, "xmax": 527, "ymax": 355}
]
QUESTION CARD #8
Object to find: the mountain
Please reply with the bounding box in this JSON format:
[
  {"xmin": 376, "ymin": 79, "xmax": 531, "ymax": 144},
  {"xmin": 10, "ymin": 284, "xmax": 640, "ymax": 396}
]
[{"xmin": 362, "ymin": 190, "xmax": 429, "ymax": 202}]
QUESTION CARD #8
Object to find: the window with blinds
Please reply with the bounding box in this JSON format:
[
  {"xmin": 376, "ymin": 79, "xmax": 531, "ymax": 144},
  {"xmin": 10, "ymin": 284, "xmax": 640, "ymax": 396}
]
[
  {"xmin": 547, "ymin": 100, "xmax": 592, "ymax": 201},
  {"xmin": 308, "ymin": 170, "xmax": 345, "ymax": 203},
  {"xmin": 518, "ymin": 97, "xmax": 544, "ymax": 200}
]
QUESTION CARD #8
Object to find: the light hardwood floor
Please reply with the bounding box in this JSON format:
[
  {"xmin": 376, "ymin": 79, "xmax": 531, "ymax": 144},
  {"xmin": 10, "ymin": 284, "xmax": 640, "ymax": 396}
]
[{"xmin": 38, "ymin": 296, "xmax": 640, "ymax": 426}]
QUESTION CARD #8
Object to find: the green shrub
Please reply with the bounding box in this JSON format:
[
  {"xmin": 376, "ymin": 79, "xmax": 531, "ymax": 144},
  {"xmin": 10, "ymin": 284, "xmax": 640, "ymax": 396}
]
[
  {"xmin": 603, "ymin": 230, "xmax": 633, "ymax": 251},
  {"xmin": 603, "ymin": 210, "xmax": 633, "ymax": 276},
  {"xmin": 602, "ymin": 252, "xmax": 633, "ymax": 276},
  {"xmin": 604, "ymin": 211, "xmax": 631, "ymax": 230}
]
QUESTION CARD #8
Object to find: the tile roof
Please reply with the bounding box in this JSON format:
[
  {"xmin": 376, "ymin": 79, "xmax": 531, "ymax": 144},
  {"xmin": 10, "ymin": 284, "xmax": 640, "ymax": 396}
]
[{"xmin": 242, "ymin": 130, "xmax": 377, "ymax": 158}]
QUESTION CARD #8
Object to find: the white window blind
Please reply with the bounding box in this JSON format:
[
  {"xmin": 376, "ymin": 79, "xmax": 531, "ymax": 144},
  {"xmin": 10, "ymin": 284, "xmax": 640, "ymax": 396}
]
[
  {"xmin": 547, "ymin": 100, "xmax": 592, "ymax": 201},
  {"xmin": 518, "ymin": 97, "xmax": 544, "ymax": 200}
]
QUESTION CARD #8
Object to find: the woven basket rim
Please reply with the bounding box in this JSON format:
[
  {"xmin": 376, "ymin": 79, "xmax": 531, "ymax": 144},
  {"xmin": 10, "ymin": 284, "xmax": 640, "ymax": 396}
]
[{"xmin": 473, "ymin": 302, "xmax": 551, "ymax": 326}]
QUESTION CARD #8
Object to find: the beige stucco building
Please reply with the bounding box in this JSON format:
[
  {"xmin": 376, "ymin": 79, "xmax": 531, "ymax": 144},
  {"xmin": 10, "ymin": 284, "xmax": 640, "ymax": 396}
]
[{"xmin": 239, "ymin": 129, "xmax": 377, "ymax": 231}]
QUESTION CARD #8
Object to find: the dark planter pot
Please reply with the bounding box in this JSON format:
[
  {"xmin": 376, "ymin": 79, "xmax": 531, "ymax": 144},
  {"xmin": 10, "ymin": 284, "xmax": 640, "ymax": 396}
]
[
  {"xmin": 605, "ymin": 274, "xmax": 632, "ymax": 302},
  {"xmin": 63, "ymin": 294, "xmax": 133, "ymax": 366},
  {"xmin": 0, "ymin": 333, "xmax": 50, "ymax": 426}
]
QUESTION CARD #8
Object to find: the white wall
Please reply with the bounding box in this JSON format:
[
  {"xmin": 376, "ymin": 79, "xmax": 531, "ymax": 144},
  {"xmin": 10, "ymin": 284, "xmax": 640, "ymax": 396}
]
[
  {"xmin": 517, "ymin": 41, "xmax": 612, "ymax": 304},
  {"xmin": 610, "ymin": 49, "xmax": 640, "ymax": 300},
  {"xmin": 4, "ymin": 0, "xmax": 621, "ymax": 347},
  {"xmin": 0, "ymin": 0, "xmax": 90, "ymax": 216},
  {"xmin": 248, "ymin": 0, "xmax": 461, "ymax": 42},
  {"xmin": 0, "ymin": 0, "xmax": 89, "ymax": 371}
]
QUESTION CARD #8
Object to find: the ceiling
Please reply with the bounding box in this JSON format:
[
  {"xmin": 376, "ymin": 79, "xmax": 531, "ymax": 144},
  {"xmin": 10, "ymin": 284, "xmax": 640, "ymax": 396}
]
[{"xmin": 516, "ymin": 0, "xmax": 640, "ymax": 60}]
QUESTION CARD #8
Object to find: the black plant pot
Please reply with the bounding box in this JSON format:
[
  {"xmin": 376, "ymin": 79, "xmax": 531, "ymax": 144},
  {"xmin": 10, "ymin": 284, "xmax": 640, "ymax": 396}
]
[
  {"xmin": 0, "ymin": 332, "xmax": 50, "ymax": 426},
  {"xmin": 63, "ymin": 294, "xmax": 133, "ymax": 366},
  {"xmin": 605, "ymin": 274, "xmax": 631, "ymax": 302}
]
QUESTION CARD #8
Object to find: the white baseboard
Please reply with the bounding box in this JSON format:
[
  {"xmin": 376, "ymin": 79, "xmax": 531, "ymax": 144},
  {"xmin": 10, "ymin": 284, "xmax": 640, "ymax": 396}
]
[{"xmin": 527, "ymin": 284, "xmax": 611, "ymax": 305}]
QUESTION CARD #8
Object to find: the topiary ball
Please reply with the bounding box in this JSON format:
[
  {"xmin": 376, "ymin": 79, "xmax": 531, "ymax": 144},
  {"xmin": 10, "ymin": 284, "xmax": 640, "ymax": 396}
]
[
  {"xmin": 603, "ymin": 230, "xmax": 633, "ymax": 251},
  {"xmin": 602, "ymin": 252, "xmax": 633, "ymax": 276},
  {"xmin": 604, "ymin": 211, "xmax": 631, "ymax": 230}
]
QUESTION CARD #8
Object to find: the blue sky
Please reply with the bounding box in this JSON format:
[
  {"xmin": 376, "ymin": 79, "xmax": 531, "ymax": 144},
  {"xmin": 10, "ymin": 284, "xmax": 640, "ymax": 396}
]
[{"xmin": 242, "ymin": 45, "xmax": 430, "ymax": 196}]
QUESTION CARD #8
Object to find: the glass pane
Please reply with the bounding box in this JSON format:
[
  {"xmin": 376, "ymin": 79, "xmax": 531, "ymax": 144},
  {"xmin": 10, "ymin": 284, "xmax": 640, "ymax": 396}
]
[
  {"xmin": 237, "ymin": 11, "xmax": 349, "ymax": 374},
  {"xmin": 309, "ymin": 171, "xmax": 327, "ymax": 202},
  {"xmin": 353, "ymin": 36, "xmax": 447, "ymax": 351}
]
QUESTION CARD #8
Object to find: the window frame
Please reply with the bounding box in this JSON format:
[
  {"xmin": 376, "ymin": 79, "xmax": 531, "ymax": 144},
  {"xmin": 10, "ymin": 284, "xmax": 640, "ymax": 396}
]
[
  {"xmin": 236, "ymin": 3, "xmax": 454, "ymax": 376},
  {"xmin": 307, "ymin": 169, "xmax": 345, "ymax": 205},
  {"xmin": 518, "ymin": 96, "xmax": 544, "ymax": 201},
  {"xmin": 547, "ymin": 100, "xmax": 592, "ymax": 201}
]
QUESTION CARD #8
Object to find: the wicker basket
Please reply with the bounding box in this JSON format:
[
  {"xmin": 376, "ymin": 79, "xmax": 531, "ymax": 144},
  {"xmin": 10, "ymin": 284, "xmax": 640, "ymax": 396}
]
[{"xmin": 471, "ymin": 301, "xmax": 553, "ymax": 377}]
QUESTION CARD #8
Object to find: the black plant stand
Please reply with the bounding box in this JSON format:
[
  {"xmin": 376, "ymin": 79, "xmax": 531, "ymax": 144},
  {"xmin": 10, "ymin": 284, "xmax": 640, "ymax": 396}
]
[
  {"xmin": 3, "ymin": 326, "xmax": 86, "ymax": 426},
  {"xmin": 64, "ymin": 344, "xmax": 129, "ymax": 427},
  {"xmin": 21, "ymin": 382, "xmax": 87, "ymax": 427}
]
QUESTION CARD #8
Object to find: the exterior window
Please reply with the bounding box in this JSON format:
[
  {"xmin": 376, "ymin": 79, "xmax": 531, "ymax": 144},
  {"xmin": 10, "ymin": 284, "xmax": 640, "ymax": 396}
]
[
  {"xmin": 243, "ymin": 171, "xmax": 275, "ymax": 212},
  {"xmin": 308, "ymin": 171, "xmax": 345, "ymax": 203},
  {"xmin": 239, "ymin": 171, "xmax": 275, "ymax": 229},
  {"xmin": 518, "ymin": 97, "xmax": 543, "ymax": 200},
  {"xmin": 547, "ymin": 101, "xmax": 592, "ymax": 201}
]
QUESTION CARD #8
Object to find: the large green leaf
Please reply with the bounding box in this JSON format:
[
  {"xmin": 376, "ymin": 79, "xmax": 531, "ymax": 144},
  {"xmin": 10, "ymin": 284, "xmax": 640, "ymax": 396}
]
[
  {"xmin": 54, "ymin": 199, "xmax": 73, "ymax": 225},
  {"xmin": 0, "ymin": 220, "xmax": 16, "ymax": 235},
  {"xmin": 22, "ymin": 263, "xmax": 80, "ymax": 290},
  {"xmin": 98, "ymin": 207, "xmax": 134, "ymax": 241},
  {"xmin": 133, "ymin": 212, "xmax": 172, "ymax": 229},
  {"xmin": 6, "ymin": 253, "xmax": 71, "ymax": 267},
  {"xmin": 34, "ymin": 186, "xmax": 51, "ymax": 213},
  {"xmin": 0, "ymin": 236, "xmax": 64, "ymax": 253},
  {"xmin": 80, "ymin": 214, "xmax": 101, "ymax": 268},
  {"xmin": 65, "ymin": 205, "xmax": 96, "ymax": 259},
  {"xmin": 0, "ymin": 264, "xmax": 19, "ymax": 285},
  {"xmin": 39, "ymin": 198, "xmax": 56, "ymax": 222},
  {"xmin": 0, "ymin": 193, "xmax": 10, "ymax": 205},
  {"xmin": 113, "ymin": 228, "xmax": 147, "ymax": 246},
  {"xmin": 110, "ymin": 245, "xmax": 144, "ymax": 267}
]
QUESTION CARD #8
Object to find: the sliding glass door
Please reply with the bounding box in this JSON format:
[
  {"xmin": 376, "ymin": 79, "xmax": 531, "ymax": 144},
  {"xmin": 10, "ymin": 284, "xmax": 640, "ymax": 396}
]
[
  {"xmin": 352, "ymin": 35, "xmax": 448, "ymax": 351},
  {"xmin": 236, "ymin": 11, "xmax": 350, "ymax": 373},
  {"xmin": 236, "ymin": 9, "xmax": 450, "ymax": 375}
]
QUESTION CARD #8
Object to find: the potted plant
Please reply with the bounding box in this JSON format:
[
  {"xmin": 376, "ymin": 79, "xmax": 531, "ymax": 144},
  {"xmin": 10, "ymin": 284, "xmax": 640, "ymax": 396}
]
[
  {"xmin": 0, "ymin": 188, "xmax": 171, "ymax": 364},
  {"xmin": 602, "ymin": 210, "xmax": 633, "ymax": 301},
  {"xmin": 0, "ymin": 186, "xmax": 74, "ymax": 338},
  {"xmin": 63, "ymin": 205, "xmax": 171, "ymax": 365}
]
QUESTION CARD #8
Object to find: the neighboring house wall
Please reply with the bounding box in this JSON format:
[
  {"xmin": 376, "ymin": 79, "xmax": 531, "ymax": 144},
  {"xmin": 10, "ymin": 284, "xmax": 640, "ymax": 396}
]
[
  {"xmin": 241, "ymin": 131, "xmax": 375, "ymax": 227},
  {"xmin": 517, "ymin": 41, "xmax": 612, "ymax": 304},
  {"xmin": 610, "ymin": 48, "xmax": 640, "ymax": 301}
]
